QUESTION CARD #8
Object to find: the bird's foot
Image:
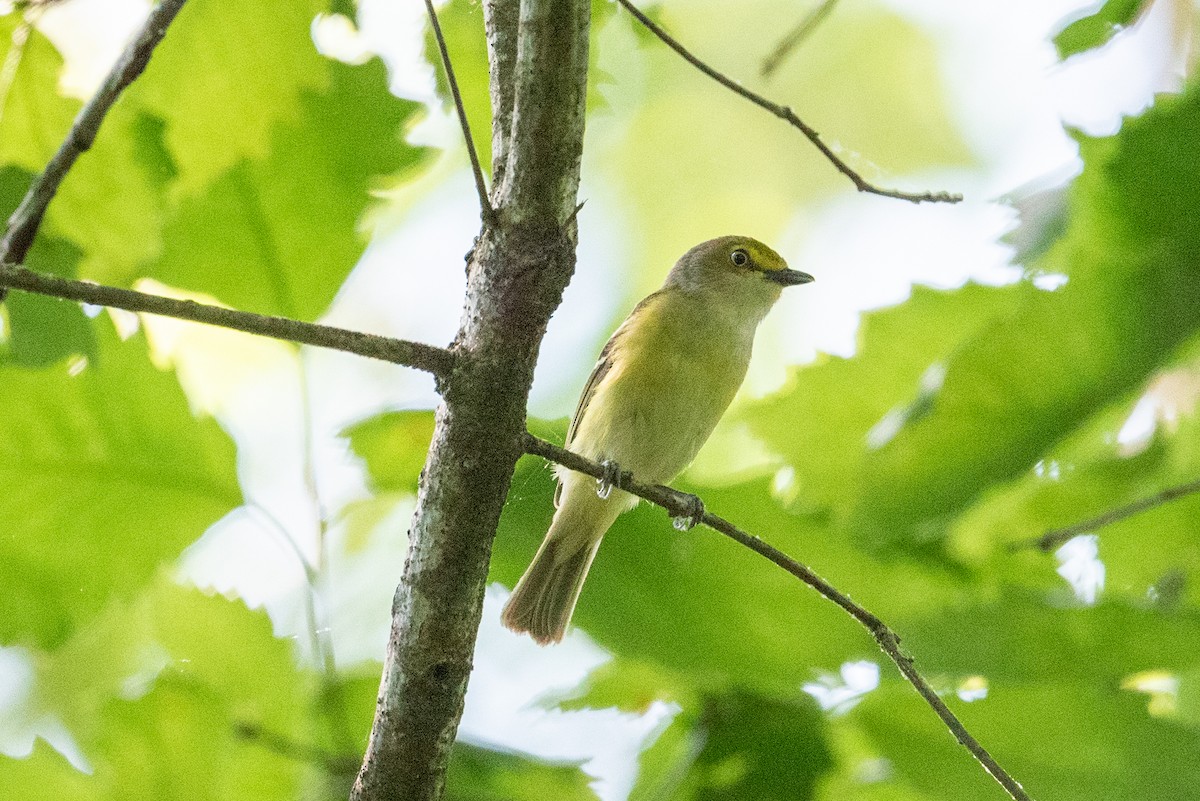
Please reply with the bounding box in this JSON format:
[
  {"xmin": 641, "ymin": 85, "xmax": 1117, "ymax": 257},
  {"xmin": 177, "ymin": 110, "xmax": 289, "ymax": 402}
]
[
  {"xmin": 671, "ymin": 492, "xmax": 705, "ymax": 531},
  {"xmin": 596, "ymin": 459, "xmax": 623, "ymax": 500}
]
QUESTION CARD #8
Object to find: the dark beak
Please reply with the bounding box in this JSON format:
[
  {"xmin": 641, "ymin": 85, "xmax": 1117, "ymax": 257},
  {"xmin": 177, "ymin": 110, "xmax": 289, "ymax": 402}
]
[{"xmin": 764, "ymin": 268, "xmax": 815, "ymax": 286}]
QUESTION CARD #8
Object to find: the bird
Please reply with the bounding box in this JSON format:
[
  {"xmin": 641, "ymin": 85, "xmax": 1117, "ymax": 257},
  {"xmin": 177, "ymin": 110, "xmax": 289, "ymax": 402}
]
[{"xmin": 501, "ymin": 235, "xmax": 814, "ymax": 644}]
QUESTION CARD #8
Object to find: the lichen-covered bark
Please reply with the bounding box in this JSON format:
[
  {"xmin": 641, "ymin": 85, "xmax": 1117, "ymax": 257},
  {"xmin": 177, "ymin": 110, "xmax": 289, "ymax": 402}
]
[{"xmin": 350, "ymin": 2, "xmax": 591, "ymax": 800}]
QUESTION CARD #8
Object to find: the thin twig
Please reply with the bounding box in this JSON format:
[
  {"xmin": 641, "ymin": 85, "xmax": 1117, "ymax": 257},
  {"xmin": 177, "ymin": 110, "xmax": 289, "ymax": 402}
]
[
  {"xmin": 614, "ymin": 0, "xmax": 961, "ymax": 205},
  {"xmin": 424, "ymin": 0, "xmax": 497, "ymax": 228},
  {"xmin": 1013, "ymin": 476, "xmax": 1200, "ymax": 553},
  {"xmin": 522, "ymin": 432, "xmax": 1033, "ymax": 801},
  {"xmin": 234, "ymin": 721, "xmax": 360, "ymax": 775},
  {"xmin": 0, "ymin": 0, "xmax": 188, "ymax": 276},
  {"xmin": 760, "ymin": 0, "xmax": 841, "ymax": 78},
  {"xmin": 0, "ymin": 263, "xmax": 455, "ymax": 377}
]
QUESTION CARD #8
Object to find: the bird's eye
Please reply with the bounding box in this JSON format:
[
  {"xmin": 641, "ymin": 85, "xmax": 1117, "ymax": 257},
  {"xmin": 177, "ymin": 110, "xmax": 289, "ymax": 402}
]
[{"xmin": 730, "ymin": 249, "xmax": 749, "ymax": 267}]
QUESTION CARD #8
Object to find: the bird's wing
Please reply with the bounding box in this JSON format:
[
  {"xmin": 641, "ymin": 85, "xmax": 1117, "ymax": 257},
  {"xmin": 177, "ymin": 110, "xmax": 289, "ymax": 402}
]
[{"xmin": 556, "ymin": 291, "xmax": 664, "ymax": 507}]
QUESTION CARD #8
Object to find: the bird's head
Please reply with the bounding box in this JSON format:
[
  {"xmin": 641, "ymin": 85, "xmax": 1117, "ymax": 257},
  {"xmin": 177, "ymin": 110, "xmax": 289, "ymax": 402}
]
[{"xmin": 664, "ymin": 235, "xmax": 814, "ymax": 312}]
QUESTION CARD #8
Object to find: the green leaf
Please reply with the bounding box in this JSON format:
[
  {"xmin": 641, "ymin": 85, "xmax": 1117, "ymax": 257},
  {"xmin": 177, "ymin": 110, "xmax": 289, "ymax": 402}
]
[
  {"xmin": 0, "ymin": 166, "xmax": 95, "ymax": 366},
  {"xmin": 4, "ymin": 581, "xmax": 310, "ymax": 800},
  {"xmin": 0, "ymin": 17, "xmax": 175, "ymax": 286},
  {"xmin": 343, "ymin": 410, "xmax": 436, "ymax": 495},
  {"xmin": 122, "ymin": 0, "xmax": 332, "ymax": 197},
  {"xmin": 849, "ymin": 79, "xmax": 1200, "ymax": 546},
  {"xmin": 847, "ymin": 678, "xmax": 1200, "ymax": 801},
  {"xmin": 1053, "ymin": 0, "xmax": 1145, "ymax": 60},
  {"xmin": 493, "ymin": 449, "xmax": 965, "ymax": 693},
  {"xmin": 746, "ymin": 283, "xmax": 1034, "ymax": 515},
  {"xmin": 446, "ymin": 743, "xmax": 600, "ymax": 801},
  {"xmin": 898, "ymin": 592, "xmax": 1200, "ymax": 684},
  {"xmin": 0, "ymin": 322, "xmax": 240, "ymax": 649},
  {"xmin": 0, "ymin": 740, "xmax": 98, "ymax": 801},
  {"xmin": 142, "ymin": 55, "xmax": 425, "ymax": 320},
  {"xmin": 0, "ymin": 15, "xmax": 76, "ymax": 170},
  {"xmin": 629, "ymin": 691, "xmax": 832, "ymax": 801}
]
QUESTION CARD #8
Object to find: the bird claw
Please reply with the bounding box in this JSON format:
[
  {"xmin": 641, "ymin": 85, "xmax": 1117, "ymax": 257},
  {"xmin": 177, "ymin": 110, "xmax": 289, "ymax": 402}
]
[
  {"xmin": 672, "ymin": 493, "xmax": 705, "ymax": 531},
  {"xmin": 596, "ymin": 459, "xmax": 623, "ymax": 500}
]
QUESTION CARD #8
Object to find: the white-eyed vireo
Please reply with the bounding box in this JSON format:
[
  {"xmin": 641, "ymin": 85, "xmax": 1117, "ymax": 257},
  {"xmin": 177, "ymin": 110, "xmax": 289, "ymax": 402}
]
[{"xmin": 502, "ymin": 236, "xmax": 814, "ymax": 644}]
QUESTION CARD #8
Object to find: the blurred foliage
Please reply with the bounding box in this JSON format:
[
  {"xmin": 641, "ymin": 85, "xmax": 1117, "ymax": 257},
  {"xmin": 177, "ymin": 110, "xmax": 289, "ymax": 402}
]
[
  {"xmin": 3, "ymin": 1, "xmax": 1200, "ymax": 800},
  {"xmin": 1054, "ymin": 0, "xmax": 1147, "ymax": 59}
]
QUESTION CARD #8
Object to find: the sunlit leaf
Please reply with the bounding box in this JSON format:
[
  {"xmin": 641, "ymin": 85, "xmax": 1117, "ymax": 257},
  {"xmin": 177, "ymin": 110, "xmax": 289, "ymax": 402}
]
[{"xmin": 0, "ymin": 323, "xmax": 240, "ymax": 649}]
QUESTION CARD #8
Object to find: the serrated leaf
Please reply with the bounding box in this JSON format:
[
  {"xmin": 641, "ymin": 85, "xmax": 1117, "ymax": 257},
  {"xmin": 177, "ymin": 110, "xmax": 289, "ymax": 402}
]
[
  {"xmin": 124, "ymin": 0, "xmax": 332, "ymax": 197},
  {"xmin": 0, "ymin": 322, "xmax": 240, "ymax": 649},
  {"xmin": 4, "ymin": 581, "xmax": 310, "ymax": 799},
  {"xmin": 849, "ymin": 79, "xmax": 1200, "ymax": 546},
  {"xmin": 141, "ymin": 55, "xmax": 425, "ymax": 320},
  {"xmin": 746, "ymin": 283, "xmax": 1035, "ymax": 515}
]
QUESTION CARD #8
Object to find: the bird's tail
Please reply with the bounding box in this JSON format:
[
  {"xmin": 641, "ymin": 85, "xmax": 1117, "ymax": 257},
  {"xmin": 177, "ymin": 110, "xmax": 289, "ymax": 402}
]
[{"xmin": 501, "ymin": 482, "xmax": 624, "ymax": 644}]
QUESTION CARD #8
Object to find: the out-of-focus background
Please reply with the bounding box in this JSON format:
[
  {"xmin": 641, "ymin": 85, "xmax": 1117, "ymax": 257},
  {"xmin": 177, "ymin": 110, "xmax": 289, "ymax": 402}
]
[{"xmin": 3, "ymin": 0, "xmax": 1200, "ymax": 798}]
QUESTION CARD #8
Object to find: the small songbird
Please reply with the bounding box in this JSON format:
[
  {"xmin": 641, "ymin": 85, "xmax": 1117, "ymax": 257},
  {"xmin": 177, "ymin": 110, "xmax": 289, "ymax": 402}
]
[{"xmin": 501, "ymin": 236, "xmax": 814, "ymax": 644}]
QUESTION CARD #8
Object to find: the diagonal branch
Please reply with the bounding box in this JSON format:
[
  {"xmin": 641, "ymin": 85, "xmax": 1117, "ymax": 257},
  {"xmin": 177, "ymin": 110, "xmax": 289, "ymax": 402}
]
[
  {"xmin": 760, "ymin": 0, "xmax": 841, "ymax": 78},
  {"xmin": 423, "ymin": 0, "xmax": 497, "ymax": 228},
  {"xmin": 615, "ymin": 0, "xmax": 961, "ymax": 205},
  {"xmin": 0, "ymin": 0, "xmax": 188, "ymax": 282},
  {"xmin": 1013, "ymin": 476, "xmax": 1200, "ymax": 553},
  {"xmin": 522, "ymin": 432, "xmax": 1033, "ymax": 801},
  {"xmin": 0, "ymin": 263, "xmax": 455, "ymax": 377}
]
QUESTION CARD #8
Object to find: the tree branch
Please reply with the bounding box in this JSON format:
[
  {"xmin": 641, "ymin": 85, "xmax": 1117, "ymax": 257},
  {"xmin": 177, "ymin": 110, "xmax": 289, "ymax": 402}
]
[
  {"xmin": 760, "ymin": 0, "xmax": 841, "ymax": 78},
  {"xmin": 614, "ymin": 0, "xmax": 962, "ymax": 205},
  {"xmin": 0, "ymin": 263, "xmax": 455, "ymax": 377},
  {"xmin": 522, "ymin": 433, "xmax": 1034, "ymax": 801},
  {"xmin": 424, "ymin": 0, "xmax": 497, "ymax": 228},
  {"xmin": 482, "ymin": 0, "xmax": 518, "ymax": 190},
  {"xmin": 351, "ymin": 1, "xmax": 592, "ymax": 799},
  {"xmin": 1013, "ymin": 476, "xmax": 1200, "ymax": 553},
  {"xmin": 0, "ymin": 0, "xmax": 188, "ymax": 285}
]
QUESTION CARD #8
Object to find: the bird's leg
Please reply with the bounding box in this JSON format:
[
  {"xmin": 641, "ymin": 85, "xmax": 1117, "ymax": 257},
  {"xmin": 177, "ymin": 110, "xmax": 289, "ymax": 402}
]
[
  {"xmin": 671, "ymin": 492, "xmax": 706, "ymax": 531},
  {"xmin": 596, "ymin": 459, "xmax": 623, "ymax": 500}
]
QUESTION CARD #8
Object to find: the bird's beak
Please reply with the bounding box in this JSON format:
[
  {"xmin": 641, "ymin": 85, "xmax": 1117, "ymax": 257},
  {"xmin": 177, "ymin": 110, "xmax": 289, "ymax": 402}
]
[{"xmin": 764, "ymin": 268, "xmax": 815, "ymax": 286}]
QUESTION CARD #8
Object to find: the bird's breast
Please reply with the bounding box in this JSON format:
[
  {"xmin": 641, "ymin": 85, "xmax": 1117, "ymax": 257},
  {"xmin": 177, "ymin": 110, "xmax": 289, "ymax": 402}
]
[{"xmin": 571, "ymin": 297, "xmax": 753, "ymax": 484}]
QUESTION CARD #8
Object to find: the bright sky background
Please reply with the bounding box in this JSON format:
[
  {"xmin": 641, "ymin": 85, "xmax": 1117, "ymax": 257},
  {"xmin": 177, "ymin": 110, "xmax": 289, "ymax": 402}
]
[{"xmin": 4, "ymin": 0, "xmax": 1194, "ymax": 798}]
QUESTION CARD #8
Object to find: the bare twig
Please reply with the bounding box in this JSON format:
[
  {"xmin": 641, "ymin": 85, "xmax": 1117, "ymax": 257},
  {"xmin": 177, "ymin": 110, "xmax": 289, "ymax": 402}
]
[
  {"xmin": 522, "ymin": 433, "xmax": 1033, "ymax": 801},
  {"xmin": 234, "ymin": 721, "xmax": 359, "ymax": 775},
  {"xmin": 1013, "ymin": 476, "xmax": 1200, "ymax": 553},
  {"xmin": 424, "ymin": 0, "xmax": 497, "ymax": 228},
  {"xmin": 0, "ymin": 263, "xmax": 455, "ymax": 377},
  {"xmin": 760, "ymin": 0, "xmax": 841, "ymax": 78},
  {"xmin": 614, "ymin": 0, "xmax": 961, "ymax": 205},
  {"xmin": 0, "ymin": 0, "xmax": 189, "ymax": 288}
]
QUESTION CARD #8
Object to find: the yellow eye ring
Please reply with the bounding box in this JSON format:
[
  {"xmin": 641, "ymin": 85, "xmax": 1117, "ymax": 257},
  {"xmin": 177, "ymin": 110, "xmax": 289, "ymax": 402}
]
[{"xmin": 730, "ymin": 249, "xmax": 749, "ymax": 267}]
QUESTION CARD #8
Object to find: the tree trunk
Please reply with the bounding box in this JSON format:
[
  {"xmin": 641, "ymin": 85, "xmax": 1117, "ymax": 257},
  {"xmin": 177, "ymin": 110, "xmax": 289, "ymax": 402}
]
[{"xmin": 351, "ymin": 2, "xmax": 591, "ymax": 799}]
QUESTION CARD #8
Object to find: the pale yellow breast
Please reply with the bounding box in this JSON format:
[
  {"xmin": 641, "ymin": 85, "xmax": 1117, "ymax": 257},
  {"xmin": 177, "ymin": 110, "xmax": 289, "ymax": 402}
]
[{"xmin": 571, "ymin": 290, "xmax": 754, "ymax": 484}]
